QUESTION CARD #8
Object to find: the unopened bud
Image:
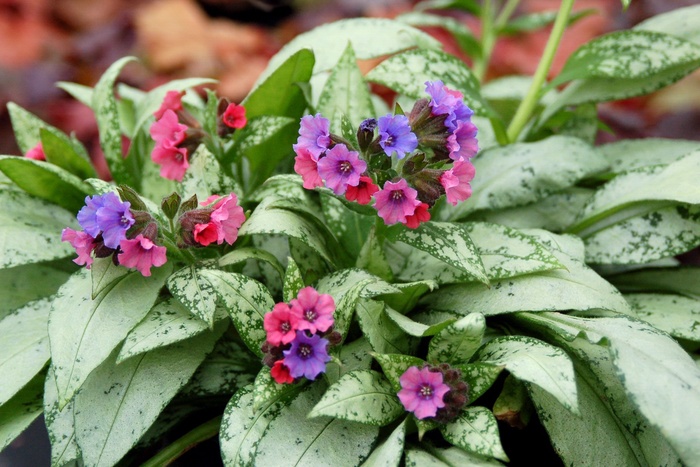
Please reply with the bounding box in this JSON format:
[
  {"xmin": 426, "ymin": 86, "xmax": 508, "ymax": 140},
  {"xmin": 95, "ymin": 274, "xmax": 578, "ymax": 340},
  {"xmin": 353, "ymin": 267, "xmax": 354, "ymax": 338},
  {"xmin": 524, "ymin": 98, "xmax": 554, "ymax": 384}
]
[{"xmin": 161, "ymin": 192, "xmax": 182, "ymax": 220}]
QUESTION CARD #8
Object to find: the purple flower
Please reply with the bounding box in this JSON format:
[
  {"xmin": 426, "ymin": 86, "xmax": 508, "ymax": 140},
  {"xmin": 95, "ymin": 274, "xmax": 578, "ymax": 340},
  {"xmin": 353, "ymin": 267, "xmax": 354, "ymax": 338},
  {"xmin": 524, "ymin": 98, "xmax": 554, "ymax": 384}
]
[
  {"xmin": 283, "ymin": 331, "xmax": 331, "ymax": 380},
  {"xmin": 373, "ymin": 178, "xmax": 421, "ymax": 225},
  {"xmin": 296, "ymin": 114, "xmax": 331, "ymax": 158},
  {"xmin": 447, "ymin": 120, "xmax": 479, "ymax": 161},
  {"xmin": 378, "ymin": 114, "xmax": 418, "ymax": 159},
  {"xmin": 317, "ymin": 144, "xmax": 367, "ymax": 195},
  {"xmin": 397, "ymin": 366, "xmax": 450, "ymax": 419},
  {"xmin": 77, "ymin": 193, "xmax": 134, "ymax": 248},
  {"xmin": 425, "ymin": 80, "xmax": 474, "ymax": 132}
]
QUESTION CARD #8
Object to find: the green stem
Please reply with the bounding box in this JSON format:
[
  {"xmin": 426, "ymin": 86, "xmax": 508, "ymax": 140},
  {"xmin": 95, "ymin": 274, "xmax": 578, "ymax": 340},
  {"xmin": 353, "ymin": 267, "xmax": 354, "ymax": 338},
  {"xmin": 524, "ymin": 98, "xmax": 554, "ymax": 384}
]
[
  {"xmin": 506, "ymin": 0, "xmax": 575, "ymax": 142},
  {"xmin": 473, "ymin": 0, "xmax": 495, "ymax": 83},
  {"xmin": 495, "ymin": 0, "xmax": 520, "ymax": 28},
  {"xmin": 141, "ymin": 416, "xmax": 222, "ymax": 467}
]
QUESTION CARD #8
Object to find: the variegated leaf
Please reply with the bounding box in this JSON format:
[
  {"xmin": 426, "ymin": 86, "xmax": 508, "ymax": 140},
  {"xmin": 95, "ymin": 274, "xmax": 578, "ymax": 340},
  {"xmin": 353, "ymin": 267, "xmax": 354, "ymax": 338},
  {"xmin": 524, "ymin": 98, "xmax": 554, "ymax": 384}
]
[
  {"xmin": 180, "ymin": 145, "xmax": 241, "ymax": 202},
  {"xmin": 625, "ymin": 293, "xmax": 700, "ymax": 341},
  {"xmin": 360, "ymin": 418, "xmax": 407, "ymax": 467},
  {"xmin": 372, "ymin": 353, "xmax": 425, "ymax": 393},
  {"xmin": 427, "ymin": 313, "xmax": 485, "ymax": 365},
  {"xmin": 44, "ymin": 366, "xmax": 80, "ymax": 466},
  {"xmin": 597, "ymin": 138, "xmax": 700, "ymax": 177},
  {"xmin": 440, "ymin": 406, "xmax": 509, "ymax": 462},
  {"xmin": 356, "ymin": 299, "xmax": 413, "ymax": 355},
  {"xmin": 325, "ymin": 337, "xmax": 374, "ymax": 385},
  {"xmin": 635, "ymin": 5, "xmax": 700, "ymax": 45},
  {"xmin": 380, "ymin": 280, "xmax": 438, "ymax": 314},
  {"xmin": 309, "ymin": 370, "xmax": 404, "ymax": 426},
  {"xmin": 322, "ymin": 193, "xmax": 375, "ymax": 261},
  {"xmin": 252, "ymin": 367, "xmax": 303, "ymax": 411},
  {"xmin": 282, "ymin": 257, "xmax": 304, "ymax": 302},
  {"xmin": 0, "ymin": 371, "xmax": 44, "ymax": 451},
  {"xmin": 0, "ymin": 263, "xmax": 71, "ymax": 320},
  {"xmin": 458, "ymin": 363, "xmax": 505, "ymax": 401},
  {"xmin": 396, "ymin": 12, "xmax": 480, "ymax": 57},
  {"xmin": 384, "ymin": 306, "xmax": 455, "ymax": 338},
  {"xmin": 610, "ymin": 267, "xmax": 700, "ymax": 299}
]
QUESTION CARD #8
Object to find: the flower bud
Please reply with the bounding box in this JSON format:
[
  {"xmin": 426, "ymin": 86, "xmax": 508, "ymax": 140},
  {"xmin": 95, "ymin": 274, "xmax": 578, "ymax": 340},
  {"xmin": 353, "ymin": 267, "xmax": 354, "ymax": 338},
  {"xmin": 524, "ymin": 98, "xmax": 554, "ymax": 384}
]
[
  {"xmin": 178, "ymin": 208, "xmax": 214, "ymax": 247},
  {"xmin": 357, "ymin": 118, "xmax": 377, "ymax": 153},
  {"xmin": 161, "ymin": 192, "xmax": 182, "ymax": 220},
  {"xmin": 408, "ymin": 169, "xmax": 445, "ymax": 207}
]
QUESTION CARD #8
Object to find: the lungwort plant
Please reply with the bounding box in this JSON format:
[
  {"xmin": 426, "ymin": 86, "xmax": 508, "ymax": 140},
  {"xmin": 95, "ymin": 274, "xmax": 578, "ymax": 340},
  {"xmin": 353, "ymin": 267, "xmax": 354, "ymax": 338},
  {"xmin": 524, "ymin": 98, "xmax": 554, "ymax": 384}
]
[{"xmin": 2, "ymin": 2, "xmax": 700, "ymax": 466}]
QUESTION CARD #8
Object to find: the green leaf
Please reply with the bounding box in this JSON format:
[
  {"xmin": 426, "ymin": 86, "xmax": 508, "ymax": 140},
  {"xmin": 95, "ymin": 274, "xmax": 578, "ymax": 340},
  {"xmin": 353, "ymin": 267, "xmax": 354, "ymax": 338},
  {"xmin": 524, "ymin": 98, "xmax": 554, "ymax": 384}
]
[
  {"xmin": 289, "ymin": 237, "xmax": 332, "ymax": 286},
  {"xmin": 635, "ymin": 5, "xmax": 700, "ymax": 45},
  {"xmin": 118, "ymin": 298, "xmax": 211, "ymax": 362},
  {"xmin": 0, "ymin": 156, "xmax": 92, "ymax": 212},
  {"xmin": 421, "ymin": 248, "xmax": 631, "ymax": 316},
  {"xmin": 0, "ymin": 298, "xmax": 50, "ymax": 405},
  {"xmin": 388, "ymin": 221, "xmax": 489, "ymax": 285},
  {"xmin": 366, "ymin": 48, "xmax": 487, "ymax": 116},
  {"xmin": 428, "ymin": 313, "xmax": 485, "ymax": 365},
  {"xmin": 283, "ymin": 257, "xmax": 304, "ymax": 302},
  {"xmin": 440, "ymin": 406, "xmax": 509, "ymax": 462},
  {"xmin": 476, "ymin": 336, "xmax": 579, "ymax": 414},
  {"xmin": 597, "ymin": 138, "xmax": 700, "ymax": 177},
  {"xmin": 458, "ymin": 363, "xmax": 504, "ymax": 401},
  {"xmin": 610, "ymin": 267, "xmax": 700, "ymax": 299},
  {"xmin": 317, "ymin": 43, "xmax": 375, "ymax": 131},
  {"xmin": 6, "ymin": 102, "xmax": 63, "ymax": 154},
  {"xmin": 501, "ymin": 9, "xmax": 594, "ymax": 34},
  {"xmin": 309, "ymin": 370, "xmax": 404, "ymax": 426},
  {"xmin": 438, "ymin": 136, "xmax": 608, "ymax": 221},
  {"xmin": 252, "ymin": 367, "xmax": 302, "ymax": 411},
  {"xmin": 379, "ymin": 280, "xmax": 438, "ymax": 314},
  {"xmin": 43, "ymin": 366, "xmax": 80, "ymax": 466},
  {"xmin": 396, "ymin": 11, "xmax": 480, "ymax": 58},
  {"xmin": 0, "ymin": 189, "xmax": 79, "ymax": 268},
  {"xmin": 384, "ymin": 306, "xmax": 455, "ymax": 337},
  {"xmin": 253, "ymin": 383, "xmax": 379, "ymax": 466},
  {"xmin": 218, "ymin": 247, "xmax": 285, "ymax": 283},
  {"xmin": 180, "ymin": 144, "xmax": 241, "ymax": 202},
  {"xmin": 90, "ymin": 256, "xmax": 130, "ymax": 299},
  {"xmin": 360, "ymin": 418, "xmax": 407, "ymax": 467},
  {"xmin": 49, "ymin": 266, "xmax": 170, "ymax": 407},
  {"xmin": 167, "ymin": 265, "xmax": 218, "ymax": 325},
  {"xmin": 0, "ymin": 262, "xmax": 72, "ymax": 320},
  {"xmin": 74, "ymin": 328, "xmax": 221, "ymax": 467},
  {"xmin": 625, "ymin": 293, "xmax": 700, "ymax": 342},
  {"xmin": 56, "ymin": 81, "xmax": 93, "ymax": 107},
  {"xmin": 325, "ymin": 337, "xmax": 374, "ymax": 385},
  {"xmin": 372, "ymin": 353, "xmax": 425, "ymax": 393},
  {"xmin": 220, "ymin": 384, "xmax": 302, "ymax": 466},
  {"xmin": 92, "ymin": 56, "xmax": 138, "ymax": 186},
  {"xmin": 0, "ymin": 371, "xmax": 44, "ymax": 451},
  {"xmin": 40, "ymin": 128, "xmax": 96, "ymax": 179},
  {"xmin": 357, "ymin": 299, "xmax": 413, "ymax": 355},
  {"xmin": 465, "ymin": 222, "xmax": 564, "ymax": 280},
  {"xmin": 321, "ymin": 193, "xmax": 375, "ymax": 261},
  {"xmin": 356, "ymin": 225, "xmax": 394, "ymax": 282}
]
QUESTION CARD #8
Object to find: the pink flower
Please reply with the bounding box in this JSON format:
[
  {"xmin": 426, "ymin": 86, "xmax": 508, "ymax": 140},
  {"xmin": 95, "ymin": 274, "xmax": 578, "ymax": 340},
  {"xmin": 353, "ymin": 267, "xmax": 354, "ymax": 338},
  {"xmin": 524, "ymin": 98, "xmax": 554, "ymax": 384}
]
[
  {"xmin": 316, "ymin": 144, "xmax": 366, "ymax": 195},
  {"xmin": 345, "ymin": 176, "xmax": 379, "ymax": 205},
  {"xmin": 294, "ymin": 146, "xmax": 323, "ymax": 189},
  {"xmin": 447, "ymin": 120, "xmax": 479, "ymax": 161},
  {"xmin": 397, "ymin": 366, "xmax": 450, "ymax": 419},
  {"xmin": 264, "ymin": 302, "xmax": 300, "ymax": 346},
  {"xmin": 290, "ymin": 286, "xmax": 335, "ymax": 334},
  {"xmin": 61, "ymin": 228, "xmax": 96, "ymax": 268},
  {"xmin": 209, "ymin": 193, "xmax": 245, "ymax": 245},
  {"xmin": 118, "ymin": 235, "xmax": 167, "ymax": 277},
  {"xmin": 25, "ymin": 142, "xmax": 46, "ymax": 161},
  {"xmin": 150, "ymin": 109, "xmax": 190, "ymax": 181},
  {"xmin": 440, "ymin": 160, "xmax": 475, "ymax": 206},
  {"xmin": 270, "ymin": 360, "xmax": 294, "ymax": 384},
  {"xmin": 193, "ymin": 222, "xmax": 218, "ymax": 246},
  {"xmin": 222, "ymin": 103, "xmax": 247, "ymax": 129},
  {"xmin": 150, "ymin": 109, "xmax": 187, "ymax": 145},
  {"xmin": 404, "ymin": 202, "xmax": 430, "ymax": 229},
  {"xmin": 373, "ymin": 178, "xmax": 421, "ymax": 225},
  {"xmin": 153, "ymin": 90, "xmax": 185, "ymax": 120}
]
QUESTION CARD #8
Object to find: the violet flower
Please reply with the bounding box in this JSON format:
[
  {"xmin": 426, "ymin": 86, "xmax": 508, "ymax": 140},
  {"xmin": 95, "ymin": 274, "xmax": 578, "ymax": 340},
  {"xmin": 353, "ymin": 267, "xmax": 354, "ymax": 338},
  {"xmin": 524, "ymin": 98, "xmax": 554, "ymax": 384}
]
[
  {"xmin": 283, "ymin": 331, "xmax": 331, "ymax": 380},
  {"xmin": 377, "ymin": 114, "xmax": 418, "ymax": 159},
  {"xmin": 316, "ymin": 144, "xmax": 366, "ymax": 195}
]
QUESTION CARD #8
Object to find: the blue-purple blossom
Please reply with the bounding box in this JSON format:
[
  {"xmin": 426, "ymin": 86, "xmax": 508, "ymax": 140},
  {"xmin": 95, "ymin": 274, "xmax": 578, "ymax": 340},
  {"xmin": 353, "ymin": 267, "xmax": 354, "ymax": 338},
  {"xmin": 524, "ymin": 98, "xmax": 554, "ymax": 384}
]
[
  {"xmin": 425, "ymin": 80, "xmax": 474, "ymax": 132},
  {"xmin": 377, "ymin": 114, "xmax": 418, "ymax": 159},
  {"xmin": 77, "ymin": 192, "xmax": 134, "ymax": 248},
  {"xmin": 295, "ymin": 114, "xmax": 332, "ymax": 158},
  {"xmin": 283, "ymin": 331, "xmax": 331, "ymax": 380},
  {"xmin": 317, "ymin": 144, "xmax": 367, "ymax": 195}
]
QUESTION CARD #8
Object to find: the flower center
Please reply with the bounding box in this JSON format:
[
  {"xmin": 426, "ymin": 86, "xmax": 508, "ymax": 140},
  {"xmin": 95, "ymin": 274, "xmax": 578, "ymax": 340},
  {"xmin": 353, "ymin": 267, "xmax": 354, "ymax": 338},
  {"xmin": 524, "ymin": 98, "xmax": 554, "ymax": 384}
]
[
  {"xmin": 391, "ymin": 190, "xmax": 405, "ymax": 202},
  {"xmin": 297, "ymin": 343, "xmax": 313, "ymax": 359},
  {"xmin": 120, "ymin": 215, "xmax": 131, "ymax": 226},
  {"xmin": 339, "ymin": 161, "xmax": 352, "ymax": 174},
  {"xmin": 419, "ymin": 384, "xmax": 433, "ymax": 399},
  {"xmin": 281, "ymin": 321, "xmax": 291, "ymax": 333},
  {"xmin": 384, "ymin": 135, "xmax": 394, "ymax": 146},
  {"xmin": 304, "ymin": 309, "xmax": 317, "ymax": 322}
]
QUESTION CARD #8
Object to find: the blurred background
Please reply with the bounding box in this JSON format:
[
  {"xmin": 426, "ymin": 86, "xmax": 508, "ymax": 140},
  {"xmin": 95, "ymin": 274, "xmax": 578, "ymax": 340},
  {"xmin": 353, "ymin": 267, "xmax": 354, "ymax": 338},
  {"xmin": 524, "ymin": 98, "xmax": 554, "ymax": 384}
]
[{"xmin": 0, "ymin": 0, "xmax": 698, "ymax": 464}]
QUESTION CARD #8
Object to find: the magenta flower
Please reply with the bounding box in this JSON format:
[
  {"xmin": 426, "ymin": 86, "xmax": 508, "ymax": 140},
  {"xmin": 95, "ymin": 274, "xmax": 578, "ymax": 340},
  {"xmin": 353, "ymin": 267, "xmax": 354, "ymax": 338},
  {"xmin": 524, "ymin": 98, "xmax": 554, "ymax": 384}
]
[
  {"xmin": 61, "ymin": 228, "xmax": 96, "ymax": 268},
  {"xmin": 294, "ymin": 146, "xmax": 324, "ymax": 189},
  {"xmin": 25, "ymin": 142, "xmax": 46, "ymax": 161},
  {"xmin": 150, "ymin": 109, "xmax": 187, "ymax": 145},
  {"xmin": 222, "ymin": 103, "xmax": 247, "ymax": 129},
  {"xmin": 153, "ymin": 90, "xmax": 185, "ymax": 120},
  {"xmin": 296, "ymin": 114, "xmax": 331, "ymax": 158},
  {"xmin": 290, "ymin": 286, "xmax": 335, "ymax": 334},
  {"xmin": 317, "ymin": 144, "xmax": 366, "ymax": 195},
  {"xmin": 441, "ymin": 160, "xmax": 476, "ymax": 206},
  {"xmin": 345, "ymin": 176, "xmax": 379, "ymax": 205},
  {"xmin": 193, "ymin": 222, "xmax": 218, "ymax": 247},
  {"xmin": 209, "ymin": 193, "xmax": 245, "ymax": 245},
  {"xmin": 117, "ymin": 234, "xmax": 167, "ymax": 277},
  {"xmin": 377, "ymin": 114, "xmax": 418, "ymax": 159},
  {"xmin": 373, "ymin": 178, "xmax": 421, "ymax": 225},
  {"xmin": 404, "ymin": 202, "xmax": 431, "ymax": 229},
  {"xmin": 447, "ymin": 120, "xmax": 479, "ymax": 161},
  {"xmin": 150, "ymin": 109, "xmax": 190, "ymax": 181},
  {"xmin": 398, "ymin": 366, "xmax": 450, "ymax": 419},
  {"xmin": 283, "ymin": 331, "xmax": 331, "ymax": 380},
  {"xmin": 264, "ymin": 302, "xmax": 301, "ymax": 346}
]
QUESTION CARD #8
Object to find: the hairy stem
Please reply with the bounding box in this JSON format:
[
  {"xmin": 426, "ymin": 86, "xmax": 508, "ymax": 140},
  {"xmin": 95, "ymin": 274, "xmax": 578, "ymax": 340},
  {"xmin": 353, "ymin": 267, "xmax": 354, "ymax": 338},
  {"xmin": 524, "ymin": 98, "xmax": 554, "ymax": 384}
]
[
  {"xmin": 473, "ymin": 0, "xmax": 495, "ymax": 82},
  {"xmin": 141, "ymin": 416, "xmax": 223, "ymax": 467}
]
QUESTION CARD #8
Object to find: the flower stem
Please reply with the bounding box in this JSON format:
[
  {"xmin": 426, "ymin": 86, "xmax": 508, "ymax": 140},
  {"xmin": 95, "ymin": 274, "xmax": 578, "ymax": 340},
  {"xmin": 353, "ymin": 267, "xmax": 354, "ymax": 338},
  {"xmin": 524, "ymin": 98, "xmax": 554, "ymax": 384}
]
[
  {"xmin": 495, "ymin": 0, "xmax": 521, "ymax": 29},
  {"xmin": 506, "ymin": 0, "xmax": 575, "ymax": 142},
  {"xmin": 141, "ymin": 415, "xmax": 222, "ymax": 467},
  {"xmin": 473, "ymin": 0, "xmax": 495, "ymax": 83}
]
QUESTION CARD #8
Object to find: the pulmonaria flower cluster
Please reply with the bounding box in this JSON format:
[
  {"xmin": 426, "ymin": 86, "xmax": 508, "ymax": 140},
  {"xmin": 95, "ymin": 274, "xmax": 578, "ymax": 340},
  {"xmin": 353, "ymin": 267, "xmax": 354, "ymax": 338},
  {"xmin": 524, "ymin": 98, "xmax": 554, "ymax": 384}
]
[
  {"xmin": 398, "ymin": 363, "xmax": 470, "ymax": 422},
  {"xmin": 177, "ymin": 192, "xmax": 246, "ymax": 247},
  {"xmin": 61, "ymin": 192, "xmax": 167, "ymax": 276},
  {"xmin": 149, "ymin": 91, "xmax": 247, "ymax": 181},
  {"xmin": 261, "ymin": 287, "xmax": 339, "ymax": 384},
  {"xmin": 293, "ymin": 81, "xmax": 478, "ymax": 228}
]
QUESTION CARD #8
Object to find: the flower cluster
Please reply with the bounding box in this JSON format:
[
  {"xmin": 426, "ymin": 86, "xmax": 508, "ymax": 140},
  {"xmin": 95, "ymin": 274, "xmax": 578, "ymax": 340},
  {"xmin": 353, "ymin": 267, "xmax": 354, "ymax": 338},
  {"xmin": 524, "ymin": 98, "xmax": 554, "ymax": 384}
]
[
  {"xmin": 261, "ymin": 287, "xmax": 339, "ymax": 384},
  {"xmin": 177, "ymin": 193, "xmax": 246, "ymax": 247},
  {"xmin": 61, "ymin": 192, "xmax": 167, "ymax": 276},
  {"xmin": 293, "ymin": 80, "xmax": 477, "ymax": 228},
  {"xmin": 398, "ymin": 363, "xmax": 470, "ymax": 422},
  {"xmin": 149, "ymin": 91, "xmax": 247, "ymax": 182}
]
